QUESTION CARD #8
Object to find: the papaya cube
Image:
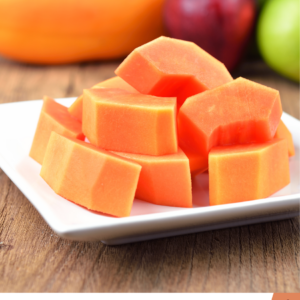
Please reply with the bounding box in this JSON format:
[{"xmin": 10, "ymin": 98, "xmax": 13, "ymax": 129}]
[
  {"xmin": 274, "ymin": 120, "xmax": 295, "ymax": 157},
  {"xmin": 68, "ymin": 76, "xmax": 138, "ymax": 122},
  {"xmin": 82, "ymin": 88, "xmax": 178, "ymax": 156},
  {"xmin": 209, "ymin": 139, "xmax": 290, "ymax": 206},
  {"xmin": 178, "ymin": 77, "xmax": 282, "ymax": 160},
  {"xmin": 29, "ymin": 96, "xmax": 84, "ymax": 165},
  {"xmin": 113, "ymin": 149, "xmax": 192, "ymax": 208},
  {"xmin": 40, "ymin": 132, "xmax": 141, "ymax": 217},
  {"xmin": 181, "ymin": 144, "xmax": 208, "ymax": 176},
  {"xmin": 116, "ymin": 36, "xmax": 233, "ymax": 107}
]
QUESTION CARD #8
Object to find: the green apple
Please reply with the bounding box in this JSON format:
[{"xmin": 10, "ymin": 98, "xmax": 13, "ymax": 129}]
[{"xmin": 257, "ymin": 0, "xmax": 299, "ymax": 82}]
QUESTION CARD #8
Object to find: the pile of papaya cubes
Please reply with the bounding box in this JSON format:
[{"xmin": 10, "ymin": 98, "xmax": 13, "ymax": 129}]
[{"xmin": 29, "ymin": 37, "xmax": 294, "ymax": 217}]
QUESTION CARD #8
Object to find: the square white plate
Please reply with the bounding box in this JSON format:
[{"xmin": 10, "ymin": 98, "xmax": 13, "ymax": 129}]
[{"xmin": 0, "ymin": 98, "xmax": 299, "ymax": 245}]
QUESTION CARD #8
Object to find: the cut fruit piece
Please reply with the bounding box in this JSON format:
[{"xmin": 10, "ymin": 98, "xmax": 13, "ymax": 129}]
[
  {"xmin": 181, "ymin": 144, "xmax": 208, "ymax": 176},
  {"xmin": 209, "ymin": 139, "xmax": 290, "ymax": 206},
  {"xmin": 178, "ymin": 77, "xmax": 282, "ymax": 160},
  {"xmin": 115, "ymin": 36, "xmax": 233, "ymax": 108},
  {"xmin": 29, "ymin": 96, "xmax": 84, "ymax": 165},
  {"xmin": 113, "ymin": 148, "xmax": 192, "ymax": 208},
  {"xmin": 40, "ymin": 132, "xmax": 141, "ymax": 218},
  {"xmin": 68, "ymin": 76, "xmax": 139, "ymax": 121},
  {"xmin": 83, "ymin": 88, "xmax": 177, "ymax": 156},
  {"xmin": 274, "ymin": 120, "xmax": 295, "ymax": 157}
]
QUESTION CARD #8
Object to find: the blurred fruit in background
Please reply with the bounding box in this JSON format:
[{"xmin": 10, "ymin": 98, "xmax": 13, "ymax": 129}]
[
  {"xmin": 257, "ymin": 0, "xmax": 299, "ymax": 82},
  {"xmin": 0, "ymin": 0, "xmax": 298, "ymax": 83},
  {"xmin": 163, "ymin": 0, "xmax": 256, "ymax": 71},
  {"xmin": 0, "ymin": 0, "xmax": 164, "ymax": 64},
  {"xmin": 256, "ymin": 0, "xmax": 268, "ymax": 9}
]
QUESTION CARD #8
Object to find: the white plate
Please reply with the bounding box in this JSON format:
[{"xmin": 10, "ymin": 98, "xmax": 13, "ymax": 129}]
[{"xmin": 0, "ymin": 98, "xmax": 299, "ymax": 245}]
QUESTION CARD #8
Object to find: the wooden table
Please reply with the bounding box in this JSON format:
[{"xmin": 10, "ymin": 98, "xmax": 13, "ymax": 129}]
[{"xmin": 0, "ymin": 57, "xmax": 299, "ymax": 292}]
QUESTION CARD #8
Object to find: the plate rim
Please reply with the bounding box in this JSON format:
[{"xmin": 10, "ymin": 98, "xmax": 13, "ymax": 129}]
[{"xmin": 0, "ymin": 99, "xmax": 299, "ymax": 241}]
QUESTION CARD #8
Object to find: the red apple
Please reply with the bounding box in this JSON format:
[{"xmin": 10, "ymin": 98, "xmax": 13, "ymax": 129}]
[{"xmin": 163, "ymin": 0, "xmax": 256, "ymax": 71}]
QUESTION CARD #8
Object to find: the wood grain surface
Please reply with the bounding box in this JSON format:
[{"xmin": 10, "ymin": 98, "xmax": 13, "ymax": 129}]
[{"xmin": 0, "ymin": 57, "xmax": 299, "ymax": 292}]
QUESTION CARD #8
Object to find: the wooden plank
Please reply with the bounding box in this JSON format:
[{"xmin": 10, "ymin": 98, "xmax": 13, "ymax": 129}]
[{"xmin": 0, "ymin": 57, "xmax": 299, "ymax": 292}]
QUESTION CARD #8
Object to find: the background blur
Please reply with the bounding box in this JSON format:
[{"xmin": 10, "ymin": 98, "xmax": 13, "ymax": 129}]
[{"xmin": 0, "ymin": 0, "xmax": 298, "ymax": 79}]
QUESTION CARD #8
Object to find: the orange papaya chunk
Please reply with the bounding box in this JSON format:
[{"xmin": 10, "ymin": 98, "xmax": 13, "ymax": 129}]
[
  {"xmin": 178, "ymin": 77, "xmax": 282, "ymax": 160},
  {"xmin": 40, "ymin": 132, "xmax": 141, "ymax": 217},
  {"xmin": 181, "ymin": 144, "xmax": 208, "ymax": 176},
  {"xmin": 274, "ymin": 120, "xmax": 295, "ymax": 157},
  {"xmin": 29, "ymin": 96, "xmax": 84, "ymax": 165},
  {"xmin": 68, "ymin": 76, "xmax": 138, "ymax": 122},
  {"xmin": 82, "ymin": 88, "xmax": 177, "ymax": 156},
  {"xmin": 115, "ymin": 36, "xmax": 233, "ymax": 108},
  {"xmin": 209, "ymin": 139, "xmax": 290, "ymax": 206},
  {"xmin": 113, "ymin": 149, "xmax": 192, "ymax": 208}
]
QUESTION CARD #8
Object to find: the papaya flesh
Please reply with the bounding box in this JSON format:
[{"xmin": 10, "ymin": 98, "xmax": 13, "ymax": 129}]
[
  {"xmin": 41, "ymin": 132, "xmax": 141, "ymax": 217},
  {"xmin": 274, "ymin": 119, "xmax": 295, "ymax": 157},
  {"xmin": 68, "ymin": 76, "xmax": 138, "ymax": 122},
  {"xmin": 178, "ymin": 77, "xmax": 282, "ymax": 161},
  {"xmin": 180, "ymin": 144, "xmax": 208, "ymax": 176},
  {"xmin": 113, "ymin": 148, "xmax": 192, "ymax": 208},
  {"xmin": 116, "ymin": 36, "xmax": 233, "ymax": 108},
  {"xmin": 209, "ymin": 139, "xmax": 290, "ymax": 206},
  {"xmin": 82, "ymin": 88, "xmax": 178, "ymax": 156},
  {"xmin": 29, "ymin": 96, "xmax": 84, "ymax": 164}
]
